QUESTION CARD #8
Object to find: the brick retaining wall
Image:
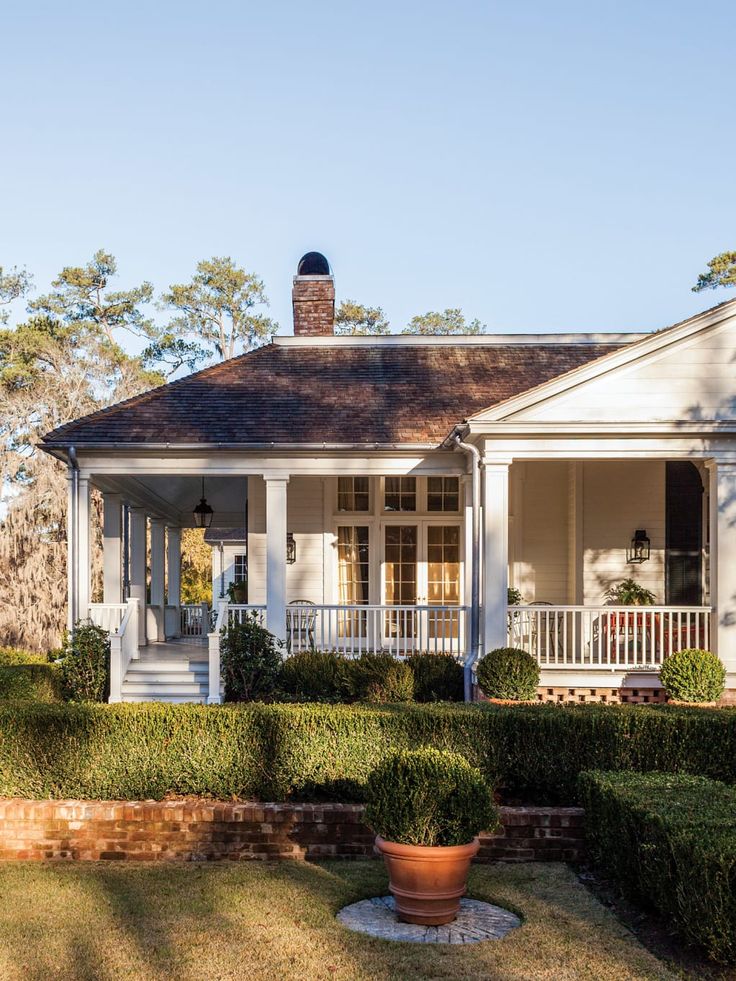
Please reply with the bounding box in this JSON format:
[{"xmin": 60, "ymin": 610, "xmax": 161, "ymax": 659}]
[{"xmin": 0, "ymin": 800, "xmax": 585, "ymax": 863}]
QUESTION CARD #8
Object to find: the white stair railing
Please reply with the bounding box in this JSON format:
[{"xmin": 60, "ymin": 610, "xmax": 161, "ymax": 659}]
[
  {"xmin": 507, "ymin": 604, "xmax": 712, "ymax": 669},
  {"xmin": 207, "ymin": 600, "xmax": 229, "ymax": 705},
  {"xmin": 109, "ymin": 598, "xmax": 140, "ymax": 702},
  {"xmin": 88, "ymin": 603, "xmax": 127, "ymax": 634}
]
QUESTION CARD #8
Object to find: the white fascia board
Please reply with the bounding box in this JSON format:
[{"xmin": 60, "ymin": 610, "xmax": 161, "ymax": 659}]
[{"xmin": 469, "ymin": 298, "xmax": 736, "ymax": 423}]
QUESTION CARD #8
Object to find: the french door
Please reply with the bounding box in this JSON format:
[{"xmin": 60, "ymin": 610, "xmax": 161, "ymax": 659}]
[{"xmin": 382, "ymin": 522, "xmax": 462, "ymax": 651}]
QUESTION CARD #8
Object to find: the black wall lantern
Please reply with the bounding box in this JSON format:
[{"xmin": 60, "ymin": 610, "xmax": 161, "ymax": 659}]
[
  {"xmin": 193, "ymin": 477, "xmax": 214, "ymax": 529},
  {"xmin": 627, "ymin": 528, "xmax": 650, "ymax": 564},
  {"xmin": 286, "ymin": 532, "xmax": 297, "ymax": 565}
]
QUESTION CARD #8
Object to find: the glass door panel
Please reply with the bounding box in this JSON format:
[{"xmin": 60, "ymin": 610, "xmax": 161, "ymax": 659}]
[
  {"xmin": 384, "ymin": 525, "xmax": 417, "ymax": 643},
  {"xmin": 426, "ymin": 525, "xmax": 460, "ymax": 639}
]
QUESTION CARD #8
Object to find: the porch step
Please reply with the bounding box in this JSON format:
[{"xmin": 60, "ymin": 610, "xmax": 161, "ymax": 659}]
[{"xmin": 122, "ymin": 693, "xmax": 209, "ymax": 704}]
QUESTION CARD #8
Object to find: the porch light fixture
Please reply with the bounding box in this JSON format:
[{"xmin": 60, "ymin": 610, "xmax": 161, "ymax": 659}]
[
  {"xmin": 193, "ymin": 477, "xmax": 214, "ymax": 529},
  {"xmin": 627, "ymin": 529, "xmax": 650, "ymax": 564},
  {"xmin": 286, "ymin": 532, "xmax": 297, "ymax": 565}
]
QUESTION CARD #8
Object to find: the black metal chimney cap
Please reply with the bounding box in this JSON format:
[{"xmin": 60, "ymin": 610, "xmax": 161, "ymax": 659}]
[{"xmin": 297, "ymin": 252, "xmax": 331, "ymax": 276}]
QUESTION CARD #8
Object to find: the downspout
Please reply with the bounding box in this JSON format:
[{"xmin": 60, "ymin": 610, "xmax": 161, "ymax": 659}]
[
  {"xmin": 451, "ymin": 429, "xmax": 482, "ymax": 702},
  {"xmin": 67, "ymin": 447, "xmax": 79, "ymax": 632}
]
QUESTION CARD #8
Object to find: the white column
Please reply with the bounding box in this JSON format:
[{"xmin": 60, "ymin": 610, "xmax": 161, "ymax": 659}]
[
  {"xmin": 265, "ymin": 475, "xmax": 289, "ymax": 642},
  {"xmin": 129, "ymin": 508, "xmax": 148, "ymax": 646},
  {"xmin": 77, "ymin": 476, "xmax": 92, "ymax": 621},
  {"xmin": 709, "ymin": 461, "xmax": 736, "ymax": 674},
  {"xmin": 103, "ymin": 493, "xmax": 123, "ymax": 604},
  {"xmin": 167, "ymin": 527, "xmax": 182, "ymax": 608},
  {"xmin": 150, "ymin": 518, "xmax": 166, "ymax": 642},
  {"xmin": 483, "ymin": 461, "xmax": 511, "ymax": 653},
  {"xmin": 463, "ymin": 476, "xmax": 474, "ymax": 657}
]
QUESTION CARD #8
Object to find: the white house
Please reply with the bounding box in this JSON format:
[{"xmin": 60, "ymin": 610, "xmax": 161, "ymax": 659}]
[{"xmin": 41, "ymin": 252, "xmax": 736, "ymax": 704}]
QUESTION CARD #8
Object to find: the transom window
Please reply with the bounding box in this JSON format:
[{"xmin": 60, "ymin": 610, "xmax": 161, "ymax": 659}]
[
  {"xmin": 384, "ymin": 477, "xmax": 417, "ymax": 512},
  {"xmin": 337, "ymin": 476, "xmax": 370, "ymax": 512},
  {"xmin": 427, "ymin": 477, "xmax": 460, "ymax": 512},
  {"xmin": 233, "ymin": 555, "xmax": 247, "ymax": 583}
]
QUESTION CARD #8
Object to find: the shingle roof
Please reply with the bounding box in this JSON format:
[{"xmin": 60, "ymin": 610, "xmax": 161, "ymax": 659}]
[{"xmin": 42, "ymin": 339, "xmax": 628, "ymax": 448}]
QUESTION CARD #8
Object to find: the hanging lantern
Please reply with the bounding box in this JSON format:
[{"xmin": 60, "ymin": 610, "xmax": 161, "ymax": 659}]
[
  {"xmin": 628, "ymin": 529, "xmax": 650, "ymax": 564},
  {"xmin": 193, "ymin": 477, "xmax": 214, "ymax": 529},
  {"xmin": 286, "ymin": 532, "xmax": 297, "ymax": 564}
]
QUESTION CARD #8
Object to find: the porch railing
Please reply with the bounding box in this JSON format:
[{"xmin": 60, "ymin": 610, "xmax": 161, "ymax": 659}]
[
  {"xmin": 180, "ymin": 602, "xmax": 210, "ymax": 637},
  {"xmin": 285, "ymin": 604, "xmax": 467, "ymax": 658},
  {"xmin": 507, "ymin": 604, "xmax": 712, "ymax": 669},
  {"xmin": 88, "ymin": 603, "xmax": 127, "ymax": 634},
  {"xmin": 109, "ymin": 598, "xmax": 139, "ymax": 702}
]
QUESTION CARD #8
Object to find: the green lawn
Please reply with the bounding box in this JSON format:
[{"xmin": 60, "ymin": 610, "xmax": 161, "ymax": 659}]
[{"xmin": 0, "ymin": 861, "xmax": 676, "ymax": 981}]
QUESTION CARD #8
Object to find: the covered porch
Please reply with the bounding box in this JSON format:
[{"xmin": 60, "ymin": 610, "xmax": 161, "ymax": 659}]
[{"xmin": 66, "ymin": 449, "xmax": 728, "ymax": 703}]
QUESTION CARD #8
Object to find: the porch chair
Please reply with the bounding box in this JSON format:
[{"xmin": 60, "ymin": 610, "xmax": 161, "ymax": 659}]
[{"xmin": 286, "ymin": 600, "xmax": 316, "ymax": 653}]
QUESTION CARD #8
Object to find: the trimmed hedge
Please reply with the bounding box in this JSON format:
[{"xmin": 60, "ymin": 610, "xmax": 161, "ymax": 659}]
[
  {"xmin": 0, "ymin": 664, "xmax": 63, "ymax": 703},
  {"xmin": 2, "ymin": 702, "xmax": 736, "ymax": 804},
  {"xmin": 579, "ymin": 771, "xmax": 736, "ymax": 963}
]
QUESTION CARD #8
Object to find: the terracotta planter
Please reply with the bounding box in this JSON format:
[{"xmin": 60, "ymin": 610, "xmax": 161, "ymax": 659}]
[{"xmin": 375, "ymin": 835, "xmax": 479, "ymax": 925}]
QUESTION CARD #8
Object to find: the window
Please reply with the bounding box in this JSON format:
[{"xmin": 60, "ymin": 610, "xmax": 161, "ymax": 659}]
[
  {"xmin": 384, "ymin": 477, "xmax": 416, "ymax": 512},
  {"xmin": 233, "ymin": 554, "xmax": 248, "ymax": 583},
  {"xmin": 337, "ymin": 527, "xmax": 370, "ymax": 604},
  {"xmin": 427, "ymin": 476, "xmax": 460, "ymax": 512},
  {"xmin": 337, "ymin": 476, "xmax": 370, "ymax": 512},
  {"xmin": 337, "ymin": 526, "xmax": 369, "ymax": 638}
]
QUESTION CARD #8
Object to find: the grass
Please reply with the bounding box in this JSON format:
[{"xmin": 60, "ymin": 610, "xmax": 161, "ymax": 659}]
[{"xmin": 0, "ymin": 861, "xmax": 677, "ymax": 981}]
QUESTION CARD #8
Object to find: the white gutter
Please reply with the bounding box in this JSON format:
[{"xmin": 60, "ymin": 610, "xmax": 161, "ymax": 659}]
[{"xmin": 449, "ymin": 429, "xmax": 482, "ymax": 701}]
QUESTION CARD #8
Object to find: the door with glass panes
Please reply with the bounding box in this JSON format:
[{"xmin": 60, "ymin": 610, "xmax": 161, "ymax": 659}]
[{"xmin": 382, "ymin": 522, "xmax": 462, "ymax": 652}]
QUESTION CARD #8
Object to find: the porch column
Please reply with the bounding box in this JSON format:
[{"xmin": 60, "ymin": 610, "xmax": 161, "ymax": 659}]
[
  {"xmin": 129, "ymin": 507, "xmax": 148, "ymax": 646},
  {"xmin": 102, "ymin": 493, "xmax": 123, "ymax": 604},
  {"xmin": 483, "ymin": 461, "xmax": 510, "ymax": 653},
  {"xmin": 167, "ymin": 526, "xmax": 182, "ymax": 608},
  {"xmin": 77, "ymin": 476, "xmax": 92, "ymax": 621},
  {"xmin": 264, "ymin": 475, "xmax": 289, "ymax": 642},
  {"xmin": 708, "ymin": 460, "xmax": 736, "ymax": 674},
  {"xmin": 149, "ymin": 518, "xmax": 166, "ymax": 642}
]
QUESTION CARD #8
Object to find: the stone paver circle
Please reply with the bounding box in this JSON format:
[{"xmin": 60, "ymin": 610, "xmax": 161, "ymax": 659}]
[{"xmin": 337, "ymin": 895, "xmax": 521, "ymax": 944}]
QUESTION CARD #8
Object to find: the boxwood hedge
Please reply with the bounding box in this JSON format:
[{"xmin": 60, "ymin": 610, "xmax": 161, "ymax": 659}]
[
  {"xmin": 1, "ymin": 702, "xmax": 736, "ymax": 804},
  {"xmin": 579, "ymin": 770, "xmax": 736, "ymax": 963},
  {"xmin": 0, "ymin": 664, "xmax": 63, "ymax": 703}
]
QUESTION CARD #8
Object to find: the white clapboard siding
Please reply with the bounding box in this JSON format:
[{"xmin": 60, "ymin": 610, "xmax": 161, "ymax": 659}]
[
  {"xmin": 507, "ymin": 313, "xmax": 736, "ymax": 422},
  {"xmin": 514, "ymin": 462, "xmax": 569, "ymax": 603}
]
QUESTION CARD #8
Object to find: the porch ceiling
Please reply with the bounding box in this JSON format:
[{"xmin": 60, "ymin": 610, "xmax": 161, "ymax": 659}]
[{"xmin": 93, "ymin": 474, "xmax": 249, "ymax": 528}]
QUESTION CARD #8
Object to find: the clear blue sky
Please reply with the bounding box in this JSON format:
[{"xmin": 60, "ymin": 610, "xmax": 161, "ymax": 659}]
[{"xmin": 2, "ymin": 0, "xmax": 735, "ymax": 337}]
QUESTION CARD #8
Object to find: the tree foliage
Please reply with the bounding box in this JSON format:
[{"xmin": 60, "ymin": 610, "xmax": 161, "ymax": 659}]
[
  {"xmin": 334, "ymin": 300, "xmax": 390, "ymax": 335},
  {"xmin": 0, "ymin": 254, "xmax": 162, "ymax": 650},
  {"xmin": 180, "ymin": 528, "xmax": 212, "ymax": 604},
  {"xmin": 402, "ymin": 308, "xmax": 485, "ymax": 335},
  {"xmin": 0, "ymin": 266, "xmax": 33, "ymax": 324},
  {"xmin": 693, "ymin": 251, "xmax": 736, "ymax": 292},
  {"xmin": 155, "ymin": 256, "xmax": 277, "ymax": 367}
]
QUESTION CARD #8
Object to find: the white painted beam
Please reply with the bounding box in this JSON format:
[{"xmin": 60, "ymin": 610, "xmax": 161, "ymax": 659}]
[
  {"xmin": 265, "ymin": 476, "xmax": 289, "ymax": 642},
  {"xmin": 102, "ymin": 493, "xmax": 123, "ymax": 604},
  {"xmin": 129, "ymin": 508, "xmax": 148, "ymax": 646},
  {"xmin": 709, "ymin": 461, "xmax": 736, "ymax": 673},
  {"xmin": 483, "ymin": 461, "xmax": 510, "ymax": 653}
]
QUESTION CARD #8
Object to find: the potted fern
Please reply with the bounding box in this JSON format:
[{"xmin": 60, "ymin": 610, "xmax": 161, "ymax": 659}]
[{"xmin": 365, "ymin": 748, "xmax": 498, "ymax": 926}]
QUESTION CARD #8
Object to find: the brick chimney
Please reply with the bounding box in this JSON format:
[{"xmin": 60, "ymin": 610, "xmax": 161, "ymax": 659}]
[{"xmin": 292, "ymin": 251, "xmax": 335, "ymax": 336}]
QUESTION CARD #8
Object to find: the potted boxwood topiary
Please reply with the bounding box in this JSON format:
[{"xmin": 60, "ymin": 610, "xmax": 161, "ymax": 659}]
[
  {"xmin": 475, "ymin": 647, "xmax": 539, "ymax": 702},
  {"xmin": 659, "ymin": 648, "xmax": 726, "ymax": 706},
  {"xmin": 365, "ymin": 747, "xmax": 498, "ymax": 925}
]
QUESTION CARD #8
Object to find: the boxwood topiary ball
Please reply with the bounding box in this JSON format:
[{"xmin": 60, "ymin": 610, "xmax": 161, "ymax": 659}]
[
  {"xmin": 659, "ymin": 648, "xmax": 726, "ymax": 703},
  {"xmin": 476, "ymin": 647, "xmax": 540, "ymax": 701}
]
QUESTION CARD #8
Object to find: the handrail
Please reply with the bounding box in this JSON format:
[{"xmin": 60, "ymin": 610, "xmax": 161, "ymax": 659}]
[{"xmin": 109, "ymin": 598, "xmax": 139, "ymax": 702}]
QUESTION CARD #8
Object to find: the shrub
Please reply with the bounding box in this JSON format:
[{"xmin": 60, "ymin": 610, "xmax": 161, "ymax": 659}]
[
  {"xmin": 408, "ymin": 653, "xmax": 464, "ymax": 702},
  {"xmin": 579, "ymin": 770, "xmax": 736, "ymax": 963},
  {"xmin": 3, "ymin": 702, "xmax": 736, "ymax": 805},
  {"xmin": 0, "ymin": 648, "xmax": 49, "ymax": 666},
  {"xmin": 659, "ymin": 648, "xmax": 726, "ymax": 703},
  {"xmin": 221, "ymin": 615, "xmax": 282, "ymax": 702},
  {"xmin": 476, "ymin": 647, "xmax": 539, "ymax": 700},
  {"xmin": 365, "ymin": 747, "xmax": 498, "ymax": 846},
  {"xmin": 604, "ymin": 578, "xmax": 656, "ymax": 605},
  {"xmin": 280, "ymin": 649, "xmax": 350, "ymax": 702},
  {"xmin": 59, "ymin": 623, "xmax": 110, "ymax": 702},
  {"xmin": 0, "ymin": 664, "xmax": 62, "ymax": 702},
  {"xmin": 346, "ymin": 653, "xmax": 415, "ymax": 703}
]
